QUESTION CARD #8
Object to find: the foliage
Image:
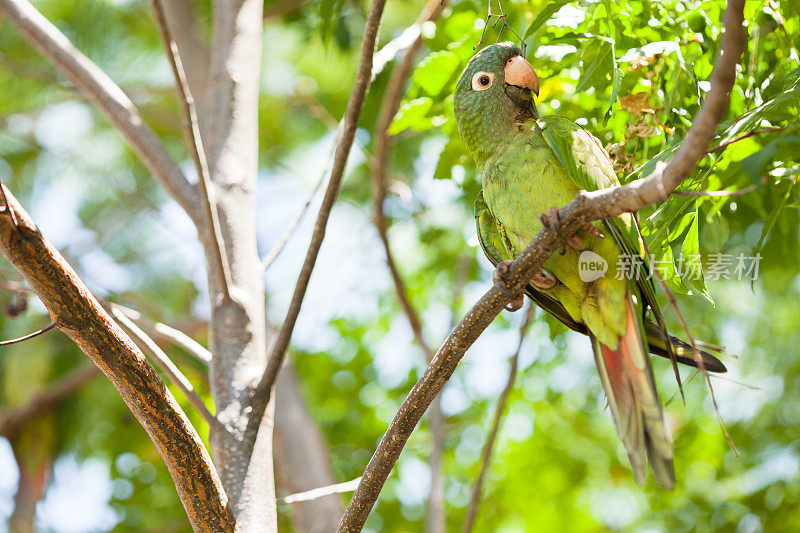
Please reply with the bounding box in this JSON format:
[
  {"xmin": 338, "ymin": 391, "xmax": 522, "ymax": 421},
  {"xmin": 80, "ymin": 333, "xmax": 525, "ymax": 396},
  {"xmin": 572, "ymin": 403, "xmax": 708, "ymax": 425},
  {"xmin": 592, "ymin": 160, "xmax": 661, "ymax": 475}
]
[{"xmin": 0, "ymin": 0, "xmax": 799, "ymax": 531}]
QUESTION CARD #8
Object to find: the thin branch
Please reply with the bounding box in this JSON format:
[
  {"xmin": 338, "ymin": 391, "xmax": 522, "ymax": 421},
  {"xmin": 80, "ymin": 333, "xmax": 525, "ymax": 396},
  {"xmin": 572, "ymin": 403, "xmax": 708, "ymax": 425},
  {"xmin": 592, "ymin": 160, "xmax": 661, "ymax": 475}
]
[
  {"xmin": 338, "ymin": 2, "xmax": 746, "ymax": 529},
  {"xmin": 278, "ymin": 477, "xmax": 362, "ymax": 505},
  {"xmin": 0, "ymin": 183, "xmax": 234, "ymax": 530},
  {"xmin": 706, "ymin": 125, "xmax": 788, "ymax": 154},
  {"xmin": 0, "ymin": 0, "xmax": 200, "ymax": 221},
  {"xmin": 463, "ymin": 305, "xmax": 533, "ymax": 533},
  {"xmin": 474, "ymin": 0, "xmax": 527, "ymax": 55},
  {"xmin": 0, "ymin": 322, "xmax": 56, "ymax": 346},
  {"xmin": 373, "ymin": 0, "xmax": 446, "ymax": 359},
  {"xmin": 150, "ymin": 0, "xmax": 232, "ymax": 300},
  {"xmin": 0, "ymin": 364, "xmax": 98, "ymax": 441},
  {"xmin": 673, "ymin": 183, "xmax": 758, "ymax": 197},
  {"xmin": 248, "ymin": 0, "xmax": 389, "ymax": 441},
  {"xmin": 109, "ymin": 305, "xmax": 217, "ymax": 427},
  {"xmin": 260, "ymin": 169, "xmax": 328, "ymax": 274},
  {"xmin": 112, "ymin": 304, "xmax": 212, "ymax": 365}
]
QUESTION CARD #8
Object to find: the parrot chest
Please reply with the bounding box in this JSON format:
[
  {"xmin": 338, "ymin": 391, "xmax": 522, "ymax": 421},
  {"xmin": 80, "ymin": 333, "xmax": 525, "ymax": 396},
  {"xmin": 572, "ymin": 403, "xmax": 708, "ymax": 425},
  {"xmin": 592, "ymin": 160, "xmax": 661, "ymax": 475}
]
[{"xmin": 481, "ymin": 139, "xmax": 578, "ymax": 253}]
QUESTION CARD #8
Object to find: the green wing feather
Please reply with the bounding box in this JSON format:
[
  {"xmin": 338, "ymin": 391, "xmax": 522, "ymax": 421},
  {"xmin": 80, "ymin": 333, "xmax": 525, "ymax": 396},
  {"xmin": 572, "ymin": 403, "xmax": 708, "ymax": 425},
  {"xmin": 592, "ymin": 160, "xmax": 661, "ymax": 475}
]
[{"xmin": 538, "ymin": 116, "xmax": 667, "ymax": 336}]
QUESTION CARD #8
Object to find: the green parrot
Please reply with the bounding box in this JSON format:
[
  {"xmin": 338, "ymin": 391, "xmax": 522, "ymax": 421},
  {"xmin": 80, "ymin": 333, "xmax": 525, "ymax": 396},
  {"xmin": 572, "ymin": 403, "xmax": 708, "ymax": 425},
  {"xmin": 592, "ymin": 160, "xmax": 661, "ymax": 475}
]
[{"xmin": 453, "ymin": 42, "xmax": 726, "ymax": 489}]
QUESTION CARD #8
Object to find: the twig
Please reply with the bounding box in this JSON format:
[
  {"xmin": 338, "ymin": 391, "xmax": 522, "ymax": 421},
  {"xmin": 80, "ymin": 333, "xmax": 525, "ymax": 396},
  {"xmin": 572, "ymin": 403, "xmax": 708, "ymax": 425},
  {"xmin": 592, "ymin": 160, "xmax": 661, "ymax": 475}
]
[
  {"xmin": 337, "ymin": 2, "xmax": 745, "ymax": 530},
  {"xmin": 248, "ymin": 0, "xmax": 389, "ymax": 445},
  {"xmin": 463, "ymin": 305, "xmax": 533, "ymax": 533},
  {"xmin": 0, "ymin": 364, "xmax": 98, "ymax": 441},
  {"xmin": 278, "ymin": 477, "xmax": 362, "ymax": 505},
  {"xmin": 0, "ymin": 322, "xmax": 56, "ymax": 346},
  {"xmin": 0, "ymin": 184, "xmax": 234, "ymax": 530},
  {"xmin": 150, "ymin": 0, "xmax": 232, "ymax": 300},
  {"xmin": 706, "ymin": 126, "xmax": 788, "ymax": 154},
  {"xmin": 0, "ymin": 0, "xmax": 200, "ymax": 222},
  {"xmin": 373, "ymin": 0, "xmax": 446, "ymax": 359},
  {"xmin": 110, "ymin": 305, "xmax": 217, "ymax": 427},
  {"xmin": 112, "ymin": 304, "xmax": 212, "ymax": 365},
  {"xmin": 673, "ymin": 183, "xmax": 759, "ymax": 197},
  {"xmin": 260, "ymin": 169, "xmax": 328, "ymax": 274},
  {"xmin": 474, "ymin": 0, "xmax": 527, "ymax": 55}
]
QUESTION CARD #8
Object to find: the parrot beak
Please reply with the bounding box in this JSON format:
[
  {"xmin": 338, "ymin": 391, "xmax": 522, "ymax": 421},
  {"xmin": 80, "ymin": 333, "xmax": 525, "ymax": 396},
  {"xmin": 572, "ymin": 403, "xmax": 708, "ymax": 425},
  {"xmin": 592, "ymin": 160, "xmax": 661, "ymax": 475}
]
[{"xmin": 504, "ymin": 55, "xmax": 539, "ymax": 97}]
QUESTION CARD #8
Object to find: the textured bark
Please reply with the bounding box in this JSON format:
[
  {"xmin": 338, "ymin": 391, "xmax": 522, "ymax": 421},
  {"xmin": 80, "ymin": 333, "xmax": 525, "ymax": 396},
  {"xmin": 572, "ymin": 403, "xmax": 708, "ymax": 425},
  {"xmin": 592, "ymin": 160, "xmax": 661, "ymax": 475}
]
[
  {"xmin": 204, "ymin": 0, "xmax": 274, "ymax": 528},
  {"xmin": 0, "ymin": 187, "xmax": 235, "ymax": 532},
  {"xmin": 274, "ymin": 363, "xmax": 344, "ymax": 533}
]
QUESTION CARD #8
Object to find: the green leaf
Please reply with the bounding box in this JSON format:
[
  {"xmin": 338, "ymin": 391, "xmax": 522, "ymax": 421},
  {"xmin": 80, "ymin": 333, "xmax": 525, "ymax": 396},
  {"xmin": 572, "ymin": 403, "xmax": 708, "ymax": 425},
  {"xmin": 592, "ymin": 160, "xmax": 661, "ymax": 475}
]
[
  {"xmin": 575, "ymin": 39, "xmax": 615, "ymax": 95},
  {"xmin": 389, "ymin": 97, "xmax": 433, "ymax": 134},
  {"xmin": 525, "ymin": 0, "xmax": 572, "ymax": 37},
  {"xmin": 411, "ymin": 51, "xmax": 461, "ymax": 96},
  {"xmin": 680, "ymin": 211, "xmax": 713, "ymax": 303}
]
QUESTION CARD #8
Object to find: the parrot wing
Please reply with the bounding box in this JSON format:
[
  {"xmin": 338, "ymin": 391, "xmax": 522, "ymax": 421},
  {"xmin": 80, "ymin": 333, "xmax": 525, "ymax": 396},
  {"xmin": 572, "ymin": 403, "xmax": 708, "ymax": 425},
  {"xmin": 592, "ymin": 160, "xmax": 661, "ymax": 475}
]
[{"xmin": 475, "ymin": 192, "xmax": 587, "ymax": 334}]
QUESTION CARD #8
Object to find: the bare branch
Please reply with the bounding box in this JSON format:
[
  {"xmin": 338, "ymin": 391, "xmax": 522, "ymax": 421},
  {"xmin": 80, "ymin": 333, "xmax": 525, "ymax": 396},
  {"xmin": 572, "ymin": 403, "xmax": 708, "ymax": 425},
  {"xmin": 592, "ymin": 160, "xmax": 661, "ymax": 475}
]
[
  {"xmin": 0, "ymin": 183, "xmax": 234, "ymax": 530},
  {"xmin": 0, "ymin": 321, "xmax": 56, "ymax": 346},
  {"xmin": 248, "ymin": 0, "xmax": 389, "ymax": 436},
  {"xmin": 279, "ymin": 478, "xmax": 361, "ymax": 505},
  {"xmin": 673, "ymin": 183, "xmax": 759, "ymax": 197},
  {"xmin": 109, "ymin": 304, "xmax": 217, "ymax": 427},
  {"xmin": 463, "ymin": 305, "xmax": 533, "ymax": 533},
  {"xmin": 150, "ymin": 0, "xmax": 233, "ymax": 300},
  {"xmin": 113, "ymin": 304, "xmax": 212, "ymax": 365},
  {"xmin": 0, "ymin": 0, "xmax": 200, "ymax": 221},
  {"xmin": 373, "ymin": 0, "xmax": 446, "ymax": 360},
  {"xmin": 706, "ymin": 125, "xmax": 789, "ymax": 154},
  {"xmin": 260, "ymin": 169, "xmax": 327, "ymax": 274},
  {"xmin": 338, "ymin": 2, "xmax": 746, "ymax": 530},
  {"xmin": 0, "ymin": 364, "xmax": 98, "ymax": 441}
]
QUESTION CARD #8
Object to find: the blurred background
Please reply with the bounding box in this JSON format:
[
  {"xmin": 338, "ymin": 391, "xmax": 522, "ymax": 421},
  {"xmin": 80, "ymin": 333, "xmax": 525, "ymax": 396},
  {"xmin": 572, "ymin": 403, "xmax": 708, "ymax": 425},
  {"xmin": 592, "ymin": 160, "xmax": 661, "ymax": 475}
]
[{"xmin": 0, "ymin": 0, "xmax": 798, "ymax": 531}]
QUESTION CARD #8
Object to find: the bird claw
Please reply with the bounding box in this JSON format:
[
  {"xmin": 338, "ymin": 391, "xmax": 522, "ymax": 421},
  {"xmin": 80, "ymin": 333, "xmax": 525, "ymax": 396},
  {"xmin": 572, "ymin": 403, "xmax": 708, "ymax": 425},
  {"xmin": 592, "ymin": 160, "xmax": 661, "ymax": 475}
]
[
  {"xmin": 493, "ymin": 260, "xmax": 556, "ymax": 312},
  {"xmin": 539, "ymin": 206, "xmax": 604, "ymax": 252}
]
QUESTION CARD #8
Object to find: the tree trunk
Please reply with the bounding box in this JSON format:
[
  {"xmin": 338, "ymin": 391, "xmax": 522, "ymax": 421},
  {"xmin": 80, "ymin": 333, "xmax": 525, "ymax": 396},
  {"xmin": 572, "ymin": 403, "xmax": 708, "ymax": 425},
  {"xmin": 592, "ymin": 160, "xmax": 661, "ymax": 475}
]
[{"xmin": 204, "ymin": 0, "xmax": 275, "ymax": 528}]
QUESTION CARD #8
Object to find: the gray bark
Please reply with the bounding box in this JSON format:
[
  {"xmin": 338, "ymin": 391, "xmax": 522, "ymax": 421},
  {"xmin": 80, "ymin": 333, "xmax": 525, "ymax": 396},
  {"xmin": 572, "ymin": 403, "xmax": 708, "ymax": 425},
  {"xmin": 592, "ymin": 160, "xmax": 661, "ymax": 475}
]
[{"xmin": 204, "ymin": 0, "xmax": 275, "ymax": 528}]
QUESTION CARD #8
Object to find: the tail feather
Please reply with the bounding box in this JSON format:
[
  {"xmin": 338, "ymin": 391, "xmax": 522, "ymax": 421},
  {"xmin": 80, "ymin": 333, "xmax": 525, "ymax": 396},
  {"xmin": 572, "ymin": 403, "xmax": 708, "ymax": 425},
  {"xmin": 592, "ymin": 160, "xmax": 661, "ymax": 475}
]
[
  {"xmin": 591, "ymin": 297, "xmax": 675, "ymax": 489},
  {"xmin": 645, "ymin": 321, "xmax": 728, "ymax": 373}
]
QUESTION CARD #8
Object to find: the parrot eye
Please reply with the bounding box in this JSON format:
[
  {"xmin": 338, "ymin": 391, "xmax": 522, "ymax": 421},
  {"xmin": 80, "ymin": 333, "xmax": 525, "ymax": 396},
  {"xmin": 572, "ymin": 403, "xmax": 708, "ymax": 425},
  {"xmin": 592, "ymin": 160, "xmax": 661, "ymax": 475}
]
[{"xmin": 471, "ymin": 71, "xmax": 494, "ymax": 91}]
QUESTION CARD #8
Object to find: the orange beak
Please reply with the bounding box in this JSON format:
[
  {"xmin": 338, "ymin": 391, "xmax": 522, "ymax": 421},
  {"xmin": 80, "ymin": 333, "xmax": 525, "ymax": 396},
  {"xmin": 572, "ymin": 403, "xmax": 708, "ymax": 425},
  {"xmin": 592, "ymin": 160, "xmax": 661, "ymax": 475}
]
[{"xmin": 504, "ymin": 56, "xmax": 539, "ymax": 97}]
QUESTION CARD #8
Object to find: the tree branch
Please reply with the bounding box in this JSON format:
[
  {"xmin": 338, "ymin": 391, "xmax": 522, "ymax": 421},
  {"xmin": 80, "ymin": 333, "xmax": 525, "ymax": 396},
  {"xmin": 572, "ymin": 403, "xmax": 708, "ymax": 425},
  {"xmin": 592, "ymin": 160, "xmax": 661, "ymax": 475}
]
[
  {"xmin": 0, "ymin": 184, "xmax": 234, "ymax": 531},
  {"xmin": 248, "ymin": 0, "xmax": 388, "ymax": 439},
  {"xmin": 0, "ymin": 0, "xmax": 200, "ymax": 222},
  {"xmin": 0, "ymin": 364, "xmax": 98, "ymax": 441},
  {"xmin": 373, "ymin": 0, "xmax": 446, "ymax": 360},
  {"xmin": 337, "ymin": 1, "xmax": 746, "ymax": 530},
  {"xmin": 150, "ymin": 0, "xmax": 233, "ymax": 300},
  {"xmin": 113, "ymin": 303, "xmax": 212, "ymax": 365},
  {"xmin": 462, "ymin": 306, "xmax": 533, "ymax": 533},
  {"xmin": 109, "ymin": 304, "xmax": 217, "ymax": 427}
]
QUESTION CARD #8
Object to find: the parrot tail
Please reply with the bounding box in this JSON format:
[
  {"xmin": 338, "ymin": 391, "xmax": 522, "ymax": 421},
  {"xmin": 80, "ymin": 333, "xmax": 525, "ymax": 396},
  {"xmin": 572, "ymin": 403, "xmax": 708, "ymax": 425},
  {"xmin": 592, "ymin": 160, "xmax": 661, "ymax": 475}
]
[
  {"xmin": 591, "ymin": 297, "xmax": 675, "ymax": 489},
  {"xmin": 644, "ymin": 321, "xmax": 728, "ymax": 373}
]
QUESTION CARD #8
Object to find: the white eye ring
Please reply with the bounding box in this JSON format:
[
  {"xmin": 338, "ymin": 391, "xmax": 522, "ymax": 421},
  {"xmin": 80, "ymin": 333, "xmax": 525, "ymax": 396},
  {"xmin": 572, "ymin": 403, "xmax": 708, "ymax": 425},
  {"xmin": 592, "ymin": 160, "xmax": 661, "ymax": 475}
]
[{"xmin": 471, "ymin": 71, "xmax": 494, "ymax": 91}]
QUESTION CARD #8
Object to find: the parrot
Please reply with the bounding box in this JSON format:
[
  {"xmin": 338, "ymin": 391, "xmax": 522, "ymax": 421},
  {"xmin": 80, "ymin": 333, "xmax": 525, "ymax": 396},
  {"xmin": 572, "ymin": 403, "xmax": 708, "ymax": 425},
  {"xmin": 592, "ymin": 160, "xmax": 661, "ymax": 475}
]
[{"xmin": 453, "ymin": 42, "xmax": 727, "ymax": 489}]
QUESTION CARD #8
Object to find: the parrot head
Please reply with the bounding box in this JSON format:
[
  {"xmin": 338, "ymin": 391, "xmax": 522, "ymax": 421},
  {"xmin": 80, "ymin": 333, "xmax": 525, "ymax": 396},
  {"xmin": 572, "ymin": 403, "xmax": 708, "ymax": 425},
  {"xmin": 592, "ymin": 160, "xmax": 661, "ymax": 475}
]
[{"xmin": 454, "ymin": 42, "xmax": 539, "ymax": 164}]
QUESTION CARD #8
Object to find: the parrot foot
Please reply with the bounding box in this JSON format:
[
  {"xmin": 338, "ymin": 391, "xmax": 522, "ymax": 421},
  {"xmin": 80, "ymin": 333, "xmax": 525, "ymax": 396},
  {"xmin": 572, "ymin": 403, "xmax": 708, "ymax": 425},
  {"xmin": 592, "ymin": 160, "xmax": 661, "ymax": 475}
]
[
  {"xmin": 492, "ymin": 260, "xmax": 525, "ymax": 311},
  {"xmin": 493, "ymin": 260, "xmax": 557, "ymax": 311},
  {"xmin": 531, "ymin": 269, "xmax": 558, "ymax": 290},
  {"xmin": 539, "ymin": 207, "xmax": 603, "ymax": 251}
]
